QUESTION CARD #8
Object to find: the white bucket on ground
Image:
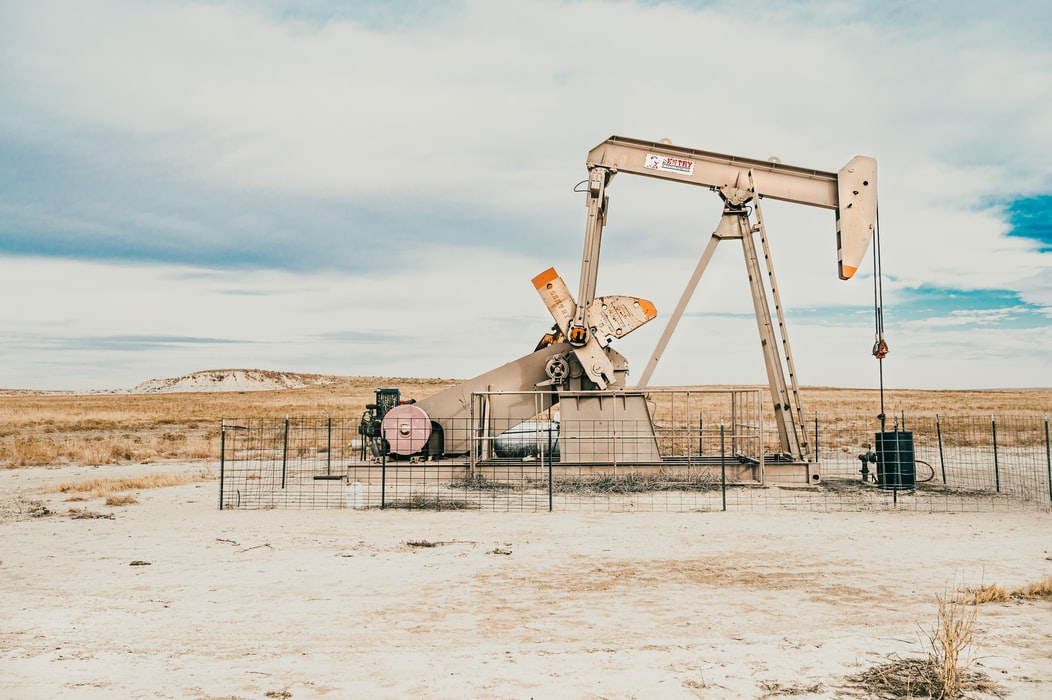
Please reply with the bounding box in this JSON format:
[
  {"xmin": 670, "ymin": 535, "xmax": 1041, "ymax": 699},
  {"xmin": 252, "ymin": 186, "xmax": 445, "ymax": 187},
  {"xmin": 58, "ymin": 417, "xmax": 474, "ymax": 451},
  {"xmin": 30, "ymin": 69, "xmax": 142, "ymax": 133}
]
[{"xmin": 345, "ymin": 481, "xmax": 365, "ymax": 509}]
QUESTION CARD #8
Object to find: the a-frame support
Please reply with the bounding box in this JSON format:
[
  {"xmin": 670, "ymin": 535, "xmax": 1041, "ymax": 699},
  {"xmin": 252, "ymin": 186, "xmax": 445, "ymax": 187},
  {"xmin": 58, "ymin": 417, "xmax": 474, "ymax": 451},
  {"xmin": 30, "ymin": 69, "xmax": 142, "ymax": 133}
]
[{"xmin": 636, "ymin": 175, "xmax": 812, "ymax": 464}]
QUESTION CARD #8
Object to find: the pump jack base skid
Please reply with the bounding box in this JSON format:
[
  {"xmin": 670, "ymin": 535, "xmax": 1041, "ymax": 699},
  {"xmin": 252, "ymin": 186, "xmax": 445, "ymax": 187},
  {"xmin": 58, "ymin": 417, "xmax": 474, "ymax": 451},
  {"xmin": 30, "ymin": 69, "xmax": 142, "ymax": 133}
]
[{"xmin": 764, "ymin": 460, "xmax": 821, "ymax": 486}]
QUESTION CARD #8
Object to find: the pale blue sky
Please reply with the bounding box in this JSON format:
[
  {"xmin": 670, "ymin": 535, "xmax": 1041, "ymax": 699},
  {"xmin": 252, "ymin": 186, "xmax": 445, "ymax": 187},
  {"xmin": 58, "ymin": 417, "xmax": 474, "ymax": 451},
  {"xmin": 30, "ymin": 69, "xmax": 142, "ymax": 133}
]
[{"xmin": 1, "ymin": 0, "xmax": 1049, "ymax": 391}]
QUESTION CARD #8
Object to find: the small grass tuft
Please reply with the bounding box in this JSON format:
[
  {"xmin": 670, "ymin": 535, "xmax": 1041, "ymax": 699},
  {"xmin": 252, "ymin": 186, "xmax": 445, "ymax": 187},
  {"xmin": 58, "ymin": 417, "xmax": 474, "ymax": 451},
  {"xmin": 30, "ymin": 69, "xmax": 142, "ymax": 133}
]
[
  {"xmin": 1021, "ymin": 575, "xmax": 1052, "ymax": 599},
  {"xmin": 927, "ymin": 591, "xmax": 979, "ymax": 698},
  {"xmin": 104, "ymin": 494, "xmax": 139, "ymax": 506},
  {"xmin": 447, "ymin": 475, "xmax": 521, "ymax": 491},
  {"xmin": 968, "ymin": 583, "xmax": 1010, "ymax": 604},
  {"xmin": 68, "ymin": 508, "xmax": 115, "ymax": 520},
  {"xmin": 384, "ymin": 494, "xmax": 476, "ymax": 511},
  {"xmin": 759, "ymin": 681, "xmax": 824, "ymax": 697}
]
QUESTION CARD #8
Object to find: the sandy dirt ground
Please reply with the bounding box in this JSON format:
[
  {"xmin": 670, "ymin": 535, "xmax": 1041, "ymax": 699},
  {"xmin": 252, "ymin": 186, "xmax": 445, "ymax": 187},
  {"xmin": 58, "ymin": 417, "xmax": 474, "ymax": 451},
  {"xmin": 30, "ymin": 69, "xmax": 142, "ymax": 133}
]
[{"xmin": 2, "ymin": 462, "xmax": 1051, "ymax": 699}]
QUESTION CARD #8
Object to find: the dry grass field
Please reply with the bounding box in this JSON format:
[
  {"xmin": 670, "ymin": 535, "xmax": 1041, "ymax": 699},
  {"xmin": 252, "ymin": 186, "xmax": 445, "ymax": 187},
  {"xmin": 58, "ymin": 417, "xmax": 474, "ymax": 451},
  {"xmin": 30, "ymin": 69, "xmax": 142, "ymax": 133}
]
[
  {"xmin": 2, "ymin": 371, "xmax": 1051, "ymax": 698},
  {"xmin": 1, "ymin": 371, "xmax": 1050, "ymax": 469},
  {"xmin": 0, "ymin": 374, "xmax": 455, "ymax": 468}
]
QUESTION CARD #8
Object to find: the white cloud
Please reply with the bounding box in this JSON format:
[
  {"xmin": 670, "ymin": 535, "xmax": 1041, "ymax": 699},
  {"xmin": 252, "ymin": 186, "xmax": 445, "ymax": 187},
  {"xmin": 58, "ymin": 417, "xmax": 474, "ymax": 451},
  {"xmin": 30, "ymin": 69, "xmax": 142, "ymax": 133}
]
[
  {"xmin": 0, "ymin": 0, "xmax": 1050, "ymax": 390},
  {"xmin": 901, "ymin": 307, "xmax": 1034, "ymax": 328}
]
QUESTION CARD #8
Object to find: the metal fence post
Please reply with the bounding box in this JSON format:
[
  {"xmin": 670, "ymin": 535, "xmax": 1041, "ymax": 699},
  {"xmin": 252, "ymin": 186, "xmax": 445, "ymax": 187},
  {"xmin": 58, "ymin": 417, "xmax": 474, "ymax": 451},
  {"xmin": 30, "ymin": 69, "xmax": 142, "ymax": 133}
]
[
  {"xmin": 548, "ymin": 414, "xmax": 554, "ymax": 513},
  {"xmin": 936, "ymin": 414, "xmax": 947, "ymax": 485},
  {"xmin": 992, "ymin": 414, "xmax": 1000, "ymax": 493},
  {"xmin": 891, "ymin": 426, "xmax": 898, "ymax": 506},
  {"xmin": 814, "ymin": 411, "xmax": 819, "ymax": 463},
  {"xmin": 469, "ymin": 394, "xmax": 476, "ymax": 479},
  {"xmin": 720, "ymin": 421, "xmax": 727, "ymax": 512},
  {"xmin": 281, "ymin": 414, "xmax": 289, "ymax": 490},
  {"xmin": 699, "ymin": 412, "xmax": 704, "ymax": 456},
  {"xmin": 551, "ymin": 402, "xmax": 559, "ymax": 511},
  {"xmin": 326, "ymin": 413, "xmax": 332, "ymax": 476},
  {"xmin": 381, "ymin": 446, "xmax": 387, "ymax": 510},
  {"xmin": 219, "ymin": 419, "xmax": 226, "ymax": 510},
  {"xmin": 1045, "ymin": 414, "xmax": 1051, "ymax": 505}
]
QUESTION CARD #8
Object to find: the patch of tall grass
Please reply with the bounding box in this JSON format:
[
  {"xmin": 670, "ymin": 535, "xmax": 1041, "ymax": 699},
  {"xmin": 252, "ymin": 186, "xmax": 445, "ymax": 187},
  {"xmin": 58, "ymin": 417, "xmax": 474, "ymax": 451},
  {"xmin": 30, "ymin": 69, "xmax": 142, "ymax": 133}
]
[
  {"xmin": 966, "ymin": 575, "xmax": 1052, "ymax": 603},
  {"xmin": 43, "ymin": 472, "xmax": 213, "ymax": 499},
  {"xmin": 2, "ymin": 432, "xmax": 221, "ymax": 468}
]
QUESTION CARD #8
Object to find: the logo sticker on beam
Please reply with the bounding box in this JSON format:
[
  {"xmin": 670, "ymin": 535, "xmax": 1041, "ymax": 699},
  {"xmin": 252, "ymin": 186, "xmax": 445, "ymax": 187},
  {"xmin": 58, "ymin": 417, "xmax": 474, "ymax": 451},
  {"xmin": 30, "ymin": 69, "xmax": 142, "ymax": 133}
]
[{"xmin": 644, "ymin": 153, "xmax": 695, "ymax": 176}]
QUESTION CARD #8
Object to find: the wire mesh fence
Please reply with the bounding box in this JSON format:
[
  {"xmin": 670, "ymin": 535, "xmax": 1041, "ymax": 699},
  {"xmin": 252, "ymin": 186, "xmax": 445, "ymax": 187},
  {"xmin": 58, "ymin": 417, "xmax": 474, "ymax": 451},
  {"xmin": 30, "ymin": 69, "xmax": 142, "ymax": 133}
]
[
  {"xmin": 811, "ymin": 412, "xmax": 1052, "ymax": 507},
  {"xmin": 218, "ymin": 404, "xmax": 1052, "ymax": 513}
]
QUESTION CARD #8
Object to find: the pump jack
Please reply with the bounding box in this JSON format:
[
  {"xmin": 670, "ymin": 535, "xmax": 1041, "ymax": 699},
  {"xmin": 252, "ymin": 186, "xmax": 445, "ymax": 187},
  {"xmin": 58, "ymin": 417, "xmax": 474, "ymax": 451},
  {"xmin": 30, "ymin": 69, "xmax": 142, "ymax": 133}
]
[{"xmin": 379, "ymin": 136, "xmax": 877, "ymax": 484}]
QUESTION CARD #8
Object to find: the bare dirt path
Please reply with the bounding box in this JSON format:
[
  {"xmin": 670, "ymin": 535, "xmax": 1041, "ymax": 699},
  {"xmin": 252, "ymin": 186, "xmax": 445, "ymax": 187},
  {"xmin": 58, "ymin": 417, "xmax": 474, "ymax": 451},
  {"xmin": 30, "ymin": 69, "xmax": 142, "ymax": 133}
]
[{"xmin": 2, "ymin": 463, "xmax": 1050, "ymax": 699}]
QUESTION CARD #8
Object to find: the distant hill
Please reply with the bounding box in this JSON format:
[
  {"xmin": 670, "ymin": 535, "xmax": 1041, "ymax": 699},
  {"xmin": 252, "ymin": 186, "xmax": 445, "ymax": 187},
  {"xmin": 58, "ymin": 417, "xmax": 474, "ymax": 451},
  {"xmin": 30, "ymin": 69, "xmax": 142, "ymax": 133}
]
[{"xmin": 132, "ymin": 369, "xmax": 335, "ymax": 393}]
